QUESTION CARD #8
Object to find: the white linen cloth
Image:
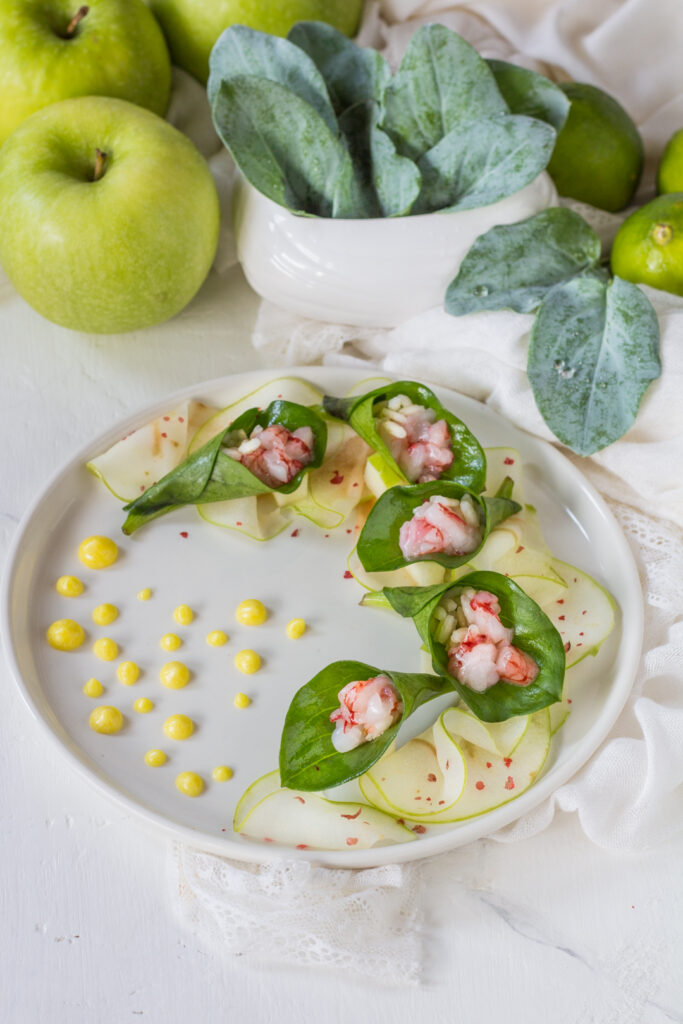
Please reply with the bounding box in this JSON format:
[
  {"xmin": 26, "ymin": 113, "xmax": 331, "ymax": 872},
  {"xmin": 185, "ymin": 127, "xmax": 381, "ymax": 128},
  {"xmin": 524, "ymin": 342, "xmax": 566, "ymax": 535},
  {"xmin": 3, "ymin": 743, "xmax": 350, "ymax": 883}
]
[{"xmin": 169, "ymin": 0, "xmax": 683, "ymax": 983}]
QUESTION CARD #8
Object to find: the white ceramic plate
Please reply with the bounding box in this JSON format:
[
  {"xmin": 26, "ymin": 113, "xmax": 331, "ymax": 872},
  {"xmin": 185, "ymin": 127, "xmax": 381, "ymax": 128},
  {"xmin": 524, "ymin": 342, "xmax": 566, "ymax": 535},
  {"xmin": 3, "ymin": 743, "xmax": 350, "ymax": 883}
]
[{"xmin": 1, "ymin": 367, "xmax": 642, "ymax": 867}]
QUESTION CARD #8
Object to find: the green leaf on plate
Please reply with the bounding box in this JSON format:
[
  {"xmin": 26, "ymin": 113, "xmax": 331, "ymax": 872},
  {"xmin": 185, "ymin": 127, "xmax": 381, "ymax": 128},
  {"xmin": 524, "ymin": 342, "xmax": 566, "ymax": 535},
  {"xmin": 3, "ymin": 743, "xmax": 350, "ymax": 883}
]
[
  {"xmin": 208, "ymin": 25, "xmax": 337, "ymax": 132},
  {"xmin": 121, "ymin": 400, "xmax": 328, "ymax": 534},
  {"xmin": 211, "ymin": 76, "xmax": 361, "ymax": 217},
  {"xmin": 357, "ymin": 481, "xmax": 520, "ymax": 573},
  {"xmin": 382, "ymin": 570, "xmax": 566, "ymax": 722},
  {"xmin": 323, "ymin": 380, "xmax": 487, "ymax": 493},
  {"xmin": 279, "ymin": 659, "xmax": 455, "ymax": 790},
  {"xmin": 382, "ymin": 24, "xmax": 508, "ymax": 162},
  {"xmin": 445, "ymin": 208, "xmax": 602, "ymax": 315},
  {"xmin": 338, "ymin": 101, "xmax": 422, "ymax": 218},
  {"xmin": 414, "ymin": 113, "xmax": 556, "ymax": 215},
  {"xmin": 287, "ymin": 21, "xmax": 391, "ymax": 116},
  {"xmin": 528, "ymin": 275, "xmax": 661, "ymax": 455},
  {"xmin": 486, "ymin": 59, "xmax": 570, "ymax": 132}
]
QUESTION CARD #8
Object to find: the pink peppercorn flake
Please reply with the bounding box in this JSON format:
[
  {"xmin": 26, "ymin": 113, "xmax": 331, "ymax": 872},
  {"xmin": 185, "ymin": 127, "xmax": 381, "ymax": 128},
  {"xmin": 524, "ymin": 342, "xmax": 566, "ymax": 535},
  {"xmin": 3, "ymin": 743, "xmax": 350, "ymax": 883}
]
[
  {"xmin": 557, "ymin": 599, "xmax": 565, "ymax": 604},
  {"xmin": 412, "ymin": 825, "xmax": 426, "ymax": 834},
  {"xmin": 352, "ymin": 482, "xmax": 359, "ymax": 487},
  {"xmin": 504, "ymin": 457, "xmax": 514, "ymax": 465},
  {"xmin": 346, "ymin": 837, "xmax": 358, "ymax": 846},
  {"xmin": 504, "ymin": 777, "xmax": 515, "ymax": 790},
  {"xmin": 564, "ymin": 641, "xmax": 572, "ymax": 653},
  {"xmin": 438, "ymin": 800, "xmax": 445, "ymax": 806},
  {"xmin": 475, "ymin": 781, "xmax": 485, "ymax": 791},
  {"xmin": 503, "ymin": 757, "xmax": 513, "ymax": 767},
  {"xmin": 582, "ymin": 609, "xmax": 587, "ymax": 615},
  {"xmin": 179, "ymin": 531, "xmax": 188, "ymax": 538},
  {"xmin": 293, "ymin": 796, "xmax": 305, "ymax": 804},
  {"xmin": 163, "ymin": 416, "xmax": 170, "ymax": 421},
  {"xmin": 264, "ymin": 837, "xmax": 274, "ymax": 843},
  {"xmin": 579, "ymin": 632, "xmax": 584, "ymax": 636},
  {"xmin": 343, "ymin": 570, "xmax": 353, "ymax": 579},
  {"xmin": 341, "ymin": 808, "xmax": 361, "ymax": 820},
  {"xmin": 516, "ymin": 545, "xmax": 525, "ymax": 553},
  {"xmin": 296, "ymin": 844, "xmax": 309, "ymax": 850},
  {"xmin": 346, "ymin": 529, "xmax": 352, "ymax": 534},
  {"xmin": 486, "ymin": 762, "xmax": 492, "ymax": 769},
  {"xmin": 427, "ymin": 773, "xmax": 437, "ymax": 782},
  {"xmin": 330, "ymin": 472, "xmax": 344, "ymax": 485},
  {"xmin": 567, "ymin": 699, "xmax": 572, "ymax": 704},
  {"xmin": 558, "ymin": 614, "xmax": 566, "ymax": 621},
  {"xmin": 178, "ymin": 417, "xmax": 185, "ymax": 423},
  {"xmin": 291, "ymin": 529, "xmax": 299, "ymax": 537},
  {"xmin": 235, "ymin": 521, "xmax": 242, "ymax": 526}
]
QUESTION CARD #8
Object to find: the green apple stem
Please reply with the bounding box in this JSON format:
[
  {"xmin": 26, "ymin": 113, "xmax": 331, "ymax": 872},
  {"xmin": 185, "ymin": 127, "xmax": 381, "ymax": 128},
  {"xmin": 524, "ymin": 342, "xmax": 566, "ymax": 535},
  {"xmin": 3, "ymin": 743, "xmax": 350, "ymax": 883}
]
[
  {"xmin": 65, "ymin": 5, "xmax": 89, "ymax": 38},
  {"xmin": 93, "ymin": 149, "xmax": 108, "ymax": 182}
]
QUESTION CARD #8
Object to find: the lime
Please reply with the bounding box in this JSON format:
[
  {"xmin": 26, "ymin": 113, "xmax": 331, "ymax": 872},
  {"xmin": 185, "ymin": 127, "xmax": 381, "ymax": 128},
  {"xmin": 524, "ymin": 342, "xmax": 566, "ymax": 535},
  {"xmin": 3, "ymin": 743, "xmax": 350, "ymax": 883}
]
[
  {"xmin": 657, "ymin": 129, "xmax": 683, "ymax": 193},
  {"xmin": 610, "ymin": 193, "xmax": 683, "ymax": 295},
  {"xmin": 546, "ymin": 82, "xmax": 643, "ymax": 212}
]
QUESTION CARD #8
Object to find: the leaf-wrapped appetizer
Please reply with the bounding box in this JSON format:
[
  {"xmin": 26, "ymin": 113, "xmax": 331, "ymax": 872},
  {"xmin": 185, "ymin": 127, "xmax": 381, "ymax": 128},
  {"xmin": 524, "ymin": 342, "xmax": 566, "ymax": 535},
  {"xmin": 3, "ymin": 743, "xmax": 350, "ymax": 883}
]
[
  {"xmin": 370, "ymin": 571, "xmax": 565, "ymax": 722},
  {"xmin": 323, "ymin": 381, "xmax": 486, "ymax": 493},
  {"xmin": 121, "ymin": 400, "xmax": 327, "ymax": 535},
  {"xmin": 357, "ymin": 479, "xmax": 520, "ymax": 573},
  {"xmin": 279, "ymin": 660, "xmax": 455, "ymax": 791}
]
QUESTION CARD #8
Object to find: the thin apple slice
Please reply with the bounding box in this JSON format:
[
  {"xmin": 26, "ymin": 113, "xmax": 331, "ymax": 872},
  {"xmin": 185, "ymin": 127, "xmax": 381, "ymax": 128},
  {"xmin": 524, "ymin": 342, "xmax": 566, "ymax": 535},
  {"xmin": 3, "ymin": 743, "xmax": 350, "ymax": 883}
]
[
  {"xmin": 189, "ymin": 376, "xmax": 324, "ymax": 452},
  {"xmin": 347, "ymin": 547, "xmax": 442, "ymax": 592},
  {"xmin": 302, "ymin": 429, "xmax": 371, "ymax": 528},
  {"xmin": 198, "ymin": 494, "xmax": 288, "ymax": 541},
  {"xmin": 359, "ymin": 719, "xmax": 467, "ymax": 822},
  {"xmin": 87, "ymin": 399, "xmax": 217, "ymax": 502},
  {"xmin": 364, "ymin": 451, "xmax": 405, "ymax": 500},
  {"xmin": 484, "ymin": 447, "xmax": 524, "ymax": 500},
  {"xmin": 441, "ymin": 706, "xmax": 529, "ymax": 757},
  {"xmin": 536, "ymin": 558, "xmax": 616, "ymax": 669},
  {"xmin": 549, "ymin": 700, "xmax": 571, "ymax": 735},
  {"xmin": 234, "ymin": 771, "xmax": 415, "ymax": 850}
]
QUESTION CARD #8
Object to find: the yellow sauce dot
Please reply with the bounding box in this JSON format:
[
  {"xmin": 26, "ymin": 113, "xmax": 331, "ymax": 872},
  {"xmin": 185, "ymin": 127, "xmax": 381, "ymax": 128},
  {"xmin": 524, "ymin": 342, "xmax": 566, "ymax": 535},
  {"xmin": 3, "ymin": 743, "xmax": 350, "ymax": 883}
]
[
  {"xmin": 89, "ymin": 705, "xmax": 123, "ymax": 734},
  {"xmin": 233, "ymin": 691, "xmax": 251, "ymax": 709},
  {"xmin": 234, "ymin": 649, "xmax": 261, "ymax": 675},
  {"xmin": 117, "ymin": 661, "xmax": 140, "ymax": 686},
  {"xmin": 159, "ymin": 661, "xmax": 190, "ymax": 689},
  {"xmin": 137, "ymin": 588, "xmax": 152, "ymax": 601},
  {"xmin": 235, "ymin": 598, "xmax": 267, "ymax": 626},
  {"xmin": 134, "ymin": 697, "xmax": 154, "ymax": 714},
  {"xmin": 93, "ymin": 637, "xmax": 118, "ymax": 661},
  {"xmin": 160, "ymin": 632, "xmax": 182, "ymax": 652},
  {"xmin": 175, "ymin": 771, "xmax": 204, "ymax": 797},
  {"xmin": 145, "ymin": 748, "xmax": 167, "ymax": 767},
  {"xmin": 55, "ymin": 575, "xmax": 84, "ymax": 598},
  {"xmin": 46, "ymin": 619, "xmax": 85, "ymax": 651},
  {"xmin": 163, "ymin": 714, "xmax": 194, "ymax": 740},
  {"xmin": 83, "ymin": 678, "xmax": 103, "ymax": 698},
  {"xmin": 92, "ymin": 603, "xmax": 118, "ymax": 626},
  {"xmin": 286, "ymin": 618, "xmax": 307, "ymax": 640},
  {"xmin": 173, "ymin": 604, "xmax": 194, "ymax": 626},
  {"xmin": 206, "ymin": 630, "xmax": 228, "ymax": 647},
  {"xmin": 78, "ymin": 535, "xmax": 118, "ymax": 570},
  {"xmin": 212, "ymin": 765, "xmax": 233, "ymax": 782}
]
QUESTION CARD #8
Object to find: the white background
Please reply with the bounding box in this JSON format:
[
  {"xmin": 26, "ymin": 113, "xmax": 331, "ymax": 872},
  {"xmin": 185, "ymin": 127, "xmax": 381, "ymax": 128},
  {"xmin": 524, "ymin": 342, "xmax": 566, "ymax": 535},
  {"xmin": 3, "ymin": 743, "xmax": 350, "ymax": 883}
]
[{"xmin": 1, "ymin": 264, "xmax": 682, "ymax": 1023}]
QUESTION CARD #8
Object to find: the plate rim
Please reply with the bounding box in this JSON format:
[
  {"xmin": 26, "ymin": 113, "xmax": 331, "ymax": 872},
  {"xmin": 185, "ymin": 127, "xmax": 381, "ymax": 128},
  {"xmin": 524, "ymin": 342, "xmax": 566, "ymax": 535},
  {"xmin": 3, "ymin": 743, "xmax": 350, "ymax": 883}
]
[{"xmin": 0, "ymin": 366, "xmax": 643, "ymax": 867}]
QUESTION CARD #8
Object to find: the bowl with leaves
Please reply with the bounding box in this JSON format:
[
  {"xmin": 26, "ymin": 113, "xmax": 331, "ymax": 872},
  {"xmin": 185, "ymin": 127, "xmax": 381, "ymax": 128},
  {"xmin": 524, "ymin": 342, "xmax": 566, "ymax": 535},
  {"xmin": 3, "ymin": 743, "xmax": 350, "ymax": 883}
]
[{"xmin": 208, "ymin": 22, "xmax": 565, "ymax": 327}]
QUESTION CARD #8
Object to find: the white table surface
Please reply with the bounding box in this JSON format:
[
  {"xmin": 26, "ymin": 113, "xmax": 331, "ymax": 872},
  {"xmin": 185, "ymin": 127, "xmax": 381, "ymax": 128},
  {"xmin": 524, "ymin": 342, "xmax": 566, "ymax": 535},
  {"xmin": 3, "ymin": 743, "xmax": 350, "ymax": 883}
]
[{"xmin": 1, "ymin": 263, "xmax": 682, "ymax": 1024}]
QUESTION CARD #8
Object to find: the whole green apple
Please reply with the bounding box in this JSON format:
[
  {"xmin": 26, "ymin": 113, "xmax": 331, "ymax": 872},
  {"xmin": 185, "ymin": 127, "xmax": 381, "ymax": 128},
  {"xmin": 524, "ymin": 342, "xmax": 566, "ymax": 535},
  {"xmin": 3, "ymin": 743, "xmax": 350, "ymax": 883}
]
[
  {"xmin": 147, "ymin": 0, "xmax": 364, "ymax": 83},
  {"xmin": 0, "ymin": 97, "xmax": 220, "ymax": 334},
  {"xmin": 0, "ymin": 0, "xmax": 172, "ymax": 147}
]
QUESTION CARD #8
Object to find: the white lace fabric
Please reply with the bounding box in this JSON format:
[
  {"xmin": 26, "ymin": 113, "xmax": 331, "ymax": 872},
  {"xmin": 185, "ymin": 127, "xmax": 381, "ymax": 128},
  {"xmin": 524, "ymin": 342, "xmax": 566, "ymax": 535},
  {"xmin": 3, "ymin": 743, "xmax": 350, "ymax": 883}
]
[{"xmin": 170, "ymin": 0, "xmax": 683, "ymax": 982}]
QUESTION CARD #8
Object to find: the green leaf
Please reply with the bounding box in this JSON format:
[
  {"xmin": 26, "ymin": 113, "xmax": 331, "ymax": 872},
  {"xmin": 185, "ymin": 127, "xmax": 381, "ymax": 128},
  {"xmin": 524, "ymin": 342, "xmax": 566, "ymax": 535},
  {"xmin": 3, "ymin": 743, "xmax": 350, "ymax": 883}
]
[
  {"xmin": 486, "ymin": 59, "xmax": 570, "ymax": 132},
  {"xmin": 287, "ymin": 21, "xmax": 391, "ymax": 116},
  {"xmin": 357, "ymin": 481, "xmax": 519, "ymax": 572},
  {"xmin": 445, "ymin": 208, "xmax": 602, "ymax": 315},
  {"xmin": 338, "ymin": 101, "xmax": 422, "ymax": 218},
  {"xmin": 528, "ymin": 276, "xmax": 661, "ymax": 455},
  {"xmin": 414, "ymin": 114, "xmax": 556, "ymax": 215},
  {"xmin": 121, "ymin": 400, "xmax": 327, "ymax": 534},
  {"xmin": 383, "ymin": 571, "xmax": 566, "ymax": 722},
  {"xmin": 382, "ymin": 24, "xmax": 508, "ymax": 162},
  {"xmin": 208, "ymin": 25, "xmax": 337, "ymax": 132},
  {"xmin": 279, "ymin": 660, "xmax": 454, "ymax": 790},
  {"xmin": 211, "ymin": 76, "xmax": 361, "ymax": 217},
  {"xmin": 322, "ymin": 380, "xmax": 487, "ymax": 492}
]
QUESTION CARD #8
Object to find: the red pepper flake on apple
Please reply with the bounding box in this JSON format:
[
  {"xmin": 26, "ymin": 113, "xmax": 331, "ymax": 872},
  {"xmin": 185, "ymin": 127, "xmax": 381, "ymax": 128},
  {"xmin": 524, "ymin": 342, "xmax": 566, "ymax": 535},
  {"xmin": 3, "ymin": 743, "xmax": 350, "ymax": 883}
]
[
  {"xmin": 179, "ymin": 531, "xmax": 188, "ymax": 538},
  {"xmin": 343, "ymin": 570, "xmax": 353, "ymax": 579},
  {"xmin": 340, "ymin": 808, "xmax": 361, "ymax": 820},
  {"xmin": 412, "ymin": 825, "xmax": 426, "ymax": 834},
  {"xmin": 346, "ymin": 837, "xmax": 358, "ymax": 846},
  {"xmin": 163, "ymin": 416, "xmax": 170, "ymax": 422},
  {"xmin": 293, "ymin": 796, "xmax": 305, "ymax": 804},
  {"xmin": 557, "ymin": 599, "xmax": 565, "ymax": 604},
  {"xmin": 559, "ymin": 614, "xmax": 566, "ymax": 621},
  {"xmin": 296, "ymin": 844, "xmax": 308, "ymax": 850},
  {"xmin": 427, "ymin": 773, "xmax": 437, "ymax": 782},
  {"xmin": 161, "ymin": 432, "xmax": 168, "ymax": 438},
  {"xmin": 504, "ymin": 776, "xmax": 515, "ymax": 790},
  {"xmin": 438, "ymin": 800, "xmax": 445, "ymax": 805},
  {"xmin": 236, "ymin": 521, "xmax": 242, "ymax": 526},
  {"xmin": 178, "ymin": 417, "xmax": 185, "ymax": 423},
  {"xmin": 567, "ymin": 698, "xmax": 572, "ymax": 704},
  {"xmin": 264, "ymin": 837, "xmax": 274, "ymax": 843},
  {"xmin": 475, "ymin": 781, "xmax": 485, "ymax": 791},
  {"xmin": 503, "ymin": 757, "xmax": 513, "ymax": 767},
  {"xmin": 516, "ymin": 545, "xmax": 524, "ymax": 553},
  {"xmin": 330, "ymin": 472, "xmax": 344, "ymax": 485},
  {"xmin": 486, "ymin": 762, "xmax": 492, "ymax": 768},
  {"xmin": 291, "ymin": 528, "xmax": 299, "ymax": 537},
  {"xmin": 504, "ymin": 457, "xmax": 514, "ymax": 465}
]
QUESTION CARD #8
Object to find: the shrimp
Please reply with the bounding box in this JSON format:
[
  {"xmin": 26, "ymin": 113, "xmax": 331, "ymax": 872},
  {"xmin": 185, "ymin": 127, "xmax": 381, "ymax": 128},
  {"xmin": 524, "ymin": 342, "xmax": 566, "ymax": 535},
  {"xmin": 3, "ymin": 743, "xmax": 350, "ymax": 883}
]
[
  {"xmin": 330, "ymin": 674, "xmax": 403, "ymax": 753},
  {"xmin": 496, "ymin": 645, "xmax": 539, "ymax": 686},
  {"xmin": 398, "ymin": 495, "xmax": 482, "ymax": 560},
  {"xmin": 226, "ymin": 423, "xmax": 314, "ymax": 489},
  {"xmin": 376, "ymin": 395, "xmax": 454, "ymax": 483}
]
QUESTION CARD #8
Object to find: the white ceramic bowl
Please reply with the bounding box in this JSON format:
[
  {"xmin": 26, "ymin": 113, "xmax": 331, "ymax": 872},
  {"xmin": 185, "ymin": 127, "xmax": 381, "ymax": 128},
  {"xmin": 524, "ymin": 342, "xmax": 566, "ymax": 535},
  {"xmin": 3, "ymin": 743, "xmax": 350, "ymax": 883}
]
[{"xmin": 233, "ymin": 174, "xmax": 558, "ymax": 327}]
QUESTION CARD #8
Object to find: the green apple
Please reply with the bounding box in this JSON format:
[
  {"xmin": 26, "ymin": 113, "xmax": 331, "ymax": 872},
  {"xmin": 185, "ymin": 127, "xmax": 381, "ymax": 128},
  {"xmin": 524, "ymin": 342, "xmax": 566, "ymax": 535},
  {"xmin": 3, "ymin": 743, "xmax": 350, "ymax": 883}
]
[
  {"xmin": 0, "ymin": 0, "xmax": 172, "ymax": 147},
  {"xmin": 0, "ymin": 97, "xmax": 220, "ymax": 334},
  {"xmin": 147, "ymin": 0, "xmax": 364, "ymax": 84}
]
